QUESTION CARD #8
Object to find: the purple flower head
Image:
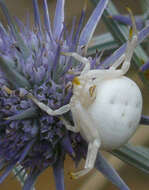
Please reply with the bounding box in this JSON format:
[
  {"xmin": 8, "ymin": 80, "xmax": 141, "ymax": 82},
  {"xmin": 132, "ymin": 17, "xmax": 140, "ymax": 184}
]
[{"xmin": 0, "ymin": 0, "xmax": 146, "ymax": 190}]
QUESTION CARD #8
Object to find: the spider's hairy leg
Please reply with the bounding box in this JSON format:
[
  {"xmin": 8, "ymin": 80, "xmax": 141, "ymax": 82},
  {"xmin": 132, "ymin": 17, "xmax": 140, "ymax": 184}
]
[
  {"xmin": 62, "ymin": 52, "xmax": 91, "ymax": 74},
  {"xmin": 27, "ymin": 93, "xmax": 71, "ymax": 116},
  {"xmin": 2, "ymin": 86, "xmax": 71, "ymax": 116},
  {"xmin": 109, "ymin": 54, "xmax": 125, "ymax": 70},
  {"xmin": 121, "ymin": 8, "xmax": 138, "ymax": 74},
  {"xmin": 70, "ymin": 139, "xmax": 101, "ymax": 179}
]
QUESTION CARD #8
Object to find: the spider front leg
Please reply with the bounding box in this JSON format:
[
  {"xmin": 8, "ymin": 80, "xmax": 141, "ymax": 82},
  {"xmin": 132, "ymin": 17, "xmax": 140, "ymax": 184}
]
[
  {"xmin": 27, "ymin": 93, "xmax": 71, "ymax": 116},
  {"xmin": 83, "ymin": 11, "xmax": 138, "ymax": 84},
  {"xmin": 121, "ymin": 8, "xmax": 138, "ymax": 73},
  {"xmin": 2, "ymin": 86, "xmax": 71, "ymax": 116},
  {"xmin": 110, "ymin": 8, "xmax": 138, "ymax": 72},
  {"xmin": 62, "ymin": 52, "xmax": 91, "ymax": 74},
  {"xmin": 109, "ymin": 54, "xmax": 125, "ymax": 70},
  {"xmin": 70, "ymin": 139, "xmax": 101, "ymax": 179}
]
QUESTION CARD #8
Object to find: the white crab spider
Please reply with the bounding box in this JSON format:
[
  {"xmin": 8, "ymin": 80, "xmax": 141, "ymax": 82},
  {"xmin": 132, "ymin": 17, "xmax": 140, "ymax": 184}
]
[{"xmin": 29, "ymin": 10, "xmax": 142, "ymax": 178}]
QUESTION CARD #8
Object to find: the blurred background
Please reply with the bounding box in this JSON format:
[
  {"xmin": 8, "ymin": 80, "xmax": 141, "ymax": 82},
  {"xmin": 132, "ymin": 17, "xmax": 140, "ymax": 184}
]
[{"xmin": 0, "ymin": 0, "xmax": 149, "ymax": 190}]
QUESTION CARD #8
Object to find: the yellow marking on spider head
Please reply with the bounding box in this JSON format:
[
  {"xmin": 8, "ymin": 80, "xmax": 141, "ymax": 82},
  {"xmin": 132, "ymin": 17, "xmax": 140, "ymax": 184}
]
[
  {"xmin": 72, "ymin": 77, "xmax": 81, "ymax": 85},
  {"xmin": 89, "ymin": 85, "xmax": 96, "ymax": 97}
]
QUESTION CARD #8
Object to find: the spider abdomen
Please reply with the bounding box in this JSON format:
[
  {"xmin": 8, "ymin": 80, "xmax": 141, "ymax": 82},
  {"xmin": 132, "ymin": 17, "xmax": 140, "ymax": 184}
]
[{"xmin": 87, "ymin": 76, "xmax": 142, "ymax": 150}]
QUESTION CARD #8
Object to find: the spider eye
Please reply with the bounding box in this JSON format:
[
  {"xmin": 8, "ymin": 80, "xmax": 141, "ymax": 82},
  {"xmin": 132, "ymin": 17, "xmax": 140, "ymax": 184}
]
[{"xmin": 89, "ymin": 85, "xmax": 96, "ymax": 97}]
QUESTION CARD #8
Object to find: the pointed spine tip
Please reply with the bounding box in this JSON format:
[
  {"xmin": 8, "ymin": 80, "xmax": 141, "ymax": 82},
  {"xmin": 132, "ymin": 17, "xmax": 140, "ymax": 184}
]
[{"xmin": 83, "ymin": 0, "xmax": 88, "ymax": 12}]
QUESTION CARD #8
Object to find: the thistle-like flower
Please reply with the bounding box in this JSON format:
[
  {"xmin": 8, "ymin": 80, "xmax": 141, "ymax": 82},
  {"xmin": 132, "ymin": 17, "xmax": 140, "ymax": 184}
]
[{"xmin": 0, "ymin": 0, "xmax": 149, "ymax": 190}]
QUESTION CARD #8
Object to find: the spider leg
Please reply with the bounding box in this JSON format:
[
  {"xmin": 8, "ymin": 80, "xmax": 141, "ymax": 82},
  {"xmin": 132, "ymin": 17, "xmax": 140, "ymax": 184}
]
[
  {"xmin": 121, "ymin": 8, "xmax": 138, "ymax": 74},
  {"xmin": 3, "ymin": 86, "xmax": 71, "ymax": 116},
  {"xmin": 70, "ymin": 139, "xmax": 101, "ymax": 179},
  {"xmin": 109, "ymin": 54, "xmax": 125, "ymax": 70},
  {"xmin": 110, "ymin": 9, "xmax": 137, "ymax": 72},
  {"xmin": 86, "ymin": 10, "xmax": 138, "ymax": 84},
  {"xmin": 62, "ymin": 52, "xmax": 91, "ymax": 74},
  {"xmin": 27, "ymin": 93, "xmax": 71, "ymax": 116},
  {"xmin": 60, "ymin": 116, "xmax": 80, "ymax": 133},
  {"xmin": 85, "ymin": 69, "xmax": 124, "ymax": 85}
]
